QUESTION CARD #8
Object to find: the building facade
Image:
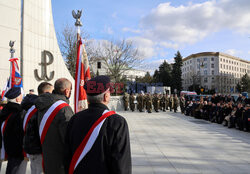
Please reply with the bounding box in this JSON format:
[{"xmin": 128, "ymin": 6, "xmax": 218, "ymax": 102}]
[
  {"xmin": 91, "ymin": 59, "xmax": 146, "ymax": 81},
  {"xmin": 182, "ymin": 52, "xmax": 250, "ymax": 94}
]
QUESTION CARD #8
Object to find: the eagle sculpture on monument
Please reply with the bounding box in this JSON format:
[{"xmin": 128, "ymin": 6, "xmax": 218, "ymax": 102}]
[{"xmin": 72, "ymin": 10, "xmax": 83, "ymax": 27}]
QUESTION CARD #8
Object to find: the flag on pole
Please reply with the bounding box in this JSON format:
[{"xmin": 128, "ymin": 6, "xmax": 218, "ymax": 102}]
[
  {"xmin": 1, "ymin": 78, "xmax": 10, "ymax": 100},
  {"xmin": 9, "ymin": 58, "xmax": 23, "ymax": 89},
  {"xmin": 2, "ymin": 58, "xmax": 23, "ymax": 99},
  {"xmin": 74, "ymin": 38, "xmax": 91, "ymax": 113}
]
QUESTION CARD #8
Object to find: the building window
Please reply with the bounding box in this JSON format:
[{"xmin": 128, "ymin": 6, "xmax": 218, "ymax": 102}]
[
  {"xmin": 97, "ymin": 62, "xmax": 102, "ymax": 69},
  {"xmin": 212, "ymin": 70, "xmax": 214, "ymax": 75},
  {"xmin": 211, "ymin": 64, "xmax": 214, "ymax": 68},
  {"xmin": 211, "ymin": 57, "xmax": 214, "ymax": 61},
  {"xmin": 204, "ymin": 58, "xmax": 207, "ymax": 61},
  {"xmin": 204, "ymin": 63, "xmax": 207, "ymax": 68},
  {"xmin": 204, "ymin": 70, "xmax": 207, "ymax": 75},
  {"xmin": 204, "ymin": 77, "xmax": 208, "ymax": 83},
  {"xmin": 197, "ymin": 58, "xmax": 200, "ymax": 62},
  {"xmin": 224, "ymin": 65, "xmax": 225, "ymax": 69}
]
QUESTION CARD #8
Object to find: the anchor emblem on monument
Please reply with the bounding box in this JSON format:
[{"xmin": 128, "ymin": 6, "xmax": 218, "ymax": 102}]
[{"xmin": 34, "ymin": 50, "xmax": 55, "ymax": 81}]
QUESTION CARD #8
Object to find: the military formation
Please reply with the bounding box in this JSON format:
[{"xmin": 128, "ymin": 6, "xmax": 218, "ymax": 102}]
[{"xmin": 123, "ymin": 93, "xmax": 180, "ymax": 113}]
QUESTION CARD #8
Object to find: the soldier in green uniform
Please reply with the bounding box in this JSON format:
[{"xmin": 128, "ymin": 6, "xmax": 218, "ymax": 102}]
[
  {"xmin": 143, "ymin": 94, "xmax": 146, "ymax": 111},
  {"xmin": 169, "ymin": 94, "xmax": 174, "ymax": 111},
  {"xmin": 123, "ymin": 92, "xmax": 129, "ymax": 111},
  {"xmin": 165, "ymin": 94, "xmax": 169, "ymax": 110},
  {"xmin": 180, "ymin": 95, "xmax": 185, "ymax": 114},
  {"xmin": 173, "ymin": 94, "xmax": 179, "ymax": 113},
  {"xmin": 153, "ymin": 93, "xmax": 160, "ymax": 112},
  {"xmin": 145, "ymin": 93, "xmax": 152, "ymax": 113},
  {"xmin": 160, "ymin": 94, "xmax": 166, "ymax": 111},
  {"xmin": 129, "ymin": 93, "xmax": 135, "ymax": 112},
  {"xmin": 137, "ymin": 93, "xmax": 143, "ymax": 112}
]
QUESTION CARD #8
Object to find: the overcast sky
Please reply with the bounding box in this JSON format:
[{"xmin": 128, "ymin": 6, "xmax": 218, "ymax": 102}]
[{"xmin": 52, "ymin": 0, "xmax": 250, "ymax": 72}]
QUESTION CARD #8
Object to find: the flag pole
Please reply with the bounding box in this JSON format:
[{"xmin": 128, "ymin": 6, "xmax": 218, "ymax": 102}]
[
  {"xmin": 9, "ymin": 41, "xmax": 15, "ymax": 88},
  {"xmin": 72, "ymin": 10, "xmax": 83, "ymax": 113}
]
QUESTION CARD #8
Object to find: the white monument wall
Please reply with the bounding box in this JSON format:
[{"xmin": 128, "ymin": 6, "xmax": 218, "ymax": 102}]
[
  {"xmin": 0, "ymin": 0, "xmax": 74, "ymax": 104},
  {"xmin": 0, "ymin": 0, "xmax": 21, "ymax": 86}
]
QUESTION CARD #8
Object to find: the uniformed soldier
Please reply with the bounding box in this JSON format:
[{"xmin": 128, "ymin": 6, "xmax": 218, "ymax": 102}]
[
  {"xmin": 165, "ymin": 94, "xmax": 169, "ymax": 110},
  {"xmin": 136, "ymin": 93, "xmax": 143, "ymax": 112},
  {"xmin": 169, "ymin": 94, "xmax": 174, "ymax": 111},
  {"xmin": 173, "ymin": 94, "xmax": 179, "ymax": 113},
  {"xmin": 129, "ymin": 93, "xmax": 135, "ymax": 112},
  {"xmin": 160, "ymin": 94, "xmax": 166, "ymax": 111},
  {"xmin": 142, "ymin": 94, "xmax": 147, "ymax": 111},
  {"xmin": 123, "ymin": 92, "xmax": 129, "ymax": 111},
  {"xmin": 153, "ymin": 93, "xmax": 160, "ymax": 112},
  {"xmin": 180, "ymin": 95, "xmax": 185, "ymax": 114},
  {"xmin": 145, "ymin": 93, "xmax": 153, "ymax": 113}
]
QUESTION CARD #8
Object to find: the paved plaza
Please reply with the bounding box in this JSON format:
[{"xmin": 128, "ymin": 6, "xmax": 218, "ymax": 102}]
[
  {"xmin": 122, "ymin": 110, "xmax": 250, "ymax": 174},
  {"xmin": 1, "ymin": 110, "xmax": 250, "ymax": 174}
]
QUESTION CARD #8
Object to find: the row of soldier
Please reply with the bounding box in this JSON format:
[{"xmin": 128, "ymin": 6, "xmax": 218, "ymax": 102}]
[
  {"xmin": 123, "ymin": 93, "xmax": 180, "ymax": 113},
  {"xmin": 183, "ymin": 94, "xmax": 250, "ymax": 131}
]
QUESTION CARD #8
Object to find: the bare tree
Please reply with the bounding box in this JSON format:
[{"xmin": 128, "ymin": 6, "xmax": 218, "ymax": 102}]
[
  {"xmin": 57, "ymin": 24, "xmax": 89, "ymax": 78},
  {"xmin": 58, "ymin": 24, "xmax": 142, "ymax": 82},
  {"xmin": 94, "ymin": 39, "xmax": 142, "ymax": 83}
]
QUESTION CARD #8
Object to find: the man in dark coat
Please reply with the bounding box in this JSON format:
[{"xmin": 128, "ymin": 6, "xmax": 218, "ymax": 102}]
[
  {"xmin": 23, "ymin": 82, "xmax": 53, "ymax": 174},
  {"xmin": 36, "ymin": 78, "xmax": 74, "ymax": 174},
  {"xmin": 64, "ymin": 75, "xmax": 131, "ymax": 174},
  {"xmin": 0, "ymin": 87, "xmax": 27, "ymax": 173}
]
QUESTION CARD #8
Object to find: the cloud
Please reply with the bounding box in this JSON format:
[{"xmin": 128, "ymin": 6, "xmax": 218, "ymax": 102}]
[
  {"xmin": 103, "ymin": 25, "xmax": 114, "ymax": 35},
  {"xmin": 123, "ymin": 0, "xmax": 250, "ymax": 58},
  {"xmin": 225, "ymin": 49, "xmax": 242, "ymax": 56},
  {"xmin": 122, "ymin": 27, "xmax": 141, "ymax": 34},
  {"xmin": 128, "ymin": 37, "xmax": 156, "ymax": 58},
  {"xmin": 140, "ymin": 0, "xmax": 250, "ymax": 45}
]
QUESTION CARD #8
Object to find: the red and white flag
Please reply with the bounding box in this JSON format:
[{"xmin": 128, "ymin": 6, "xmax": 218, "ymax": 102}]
[{"xmin": 74, "ymin": 38, "xmax": 91, "ymax": 113}]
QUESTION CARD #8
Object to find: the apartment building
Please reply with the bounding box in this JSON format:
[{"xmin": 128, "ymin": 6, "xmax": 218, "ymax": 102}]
[{"xmin": 182, "ymin": 52, "xmax": 250, "ymax": 93}]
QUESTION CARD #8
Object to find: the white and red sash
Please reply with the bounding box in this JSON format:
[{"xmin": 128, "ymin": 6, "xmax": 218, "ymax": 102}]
[
  {"xmin": 1, "ymin": 113, "xmax": 12, "ymax": 160},
  {"xmin": 39, "ymin": 100, "xmax": 69, "ymax": 144},
  {"xmin": 23, "ymin": 105, "xmax": 38, "ymax": 133},
  {"xmin": 69, "ymin": 110, "xmax": 116, "ymax": 174}
]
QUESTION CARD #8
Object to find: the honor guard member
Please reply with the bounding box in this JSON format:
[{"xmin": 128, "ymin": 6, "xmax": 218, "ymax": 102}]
[
  {"xmin": 173, "ymin": 94, "xmax": 179, "ymax": 113},
  {"xmin": 145, "ymin": 93, "xmax": 153, "ymax": 113},
  {"xmin": 36, "ymin": 78, "xmax": 74, "ymax": 174},
  {"xmin": 169, "ymin": 94, "xmax": 174, "ymax": 111},
  {"xmin": 129, "ymin": 93, "xmax": 135, "ymax": 112},
  {"xmin": 160, "ymin": 94, "xmax": 166, "ymax": 111},
  {"xmin": 136, "ymin": 93, "xmax": 143, "ymax": 112},
  {"xmin": 23, "ymin": 82, "xmax": 53, "ymax": 174},
  {"xmin": 180, "ymin": 95, "xmax": 185, "ymax": 114},
  {"xmin": 0, "ymin": 87, "xmax": 27, "ymax": 174},
  {"xmin": 123, "ymin": 92, "xmax": 129, "ymax": 111},
  {"xmin": 142, "ymin": 93, "xmax": 147, "ymax": 111},
  {"xmin": 65, "ymin": 75, "xmax": 132, "ymax": 174},
  {"xmin": 165, "ymin": 93, "xmax": 169, "ymax": 110},
  {"xmin": 153, "ymin": 93, "xmax": 160, "ymax": 112}
]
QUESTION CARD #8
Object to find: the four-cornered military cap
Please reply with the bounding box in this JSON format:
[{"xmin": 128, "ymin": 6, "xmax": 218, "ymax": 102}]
[
  {"xmin": 84, "ymin": 75, "xmax": 110, "ymax": 96},
  {"xmin": 5, "ymin": 87, "xmax": 21, "ymax": 99}
]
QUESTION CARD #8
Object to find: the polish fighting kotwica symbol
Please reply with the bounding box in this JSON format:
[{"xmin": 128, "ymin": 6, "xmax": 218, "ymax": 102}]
[{"xmin": 34, "ymin": 50, "xmax": 55, "ymax": 81}]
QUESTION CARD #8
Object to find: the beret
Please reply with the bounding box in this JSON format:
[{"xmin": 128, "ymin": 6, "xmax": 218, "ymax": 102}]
[
  {"xmin": 84, "ymin": 75, "xmax": 110, "ymax": 96},
  {"xmin": 5, "ymin": 87, "xmax": 21, "ymax": 99}
]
